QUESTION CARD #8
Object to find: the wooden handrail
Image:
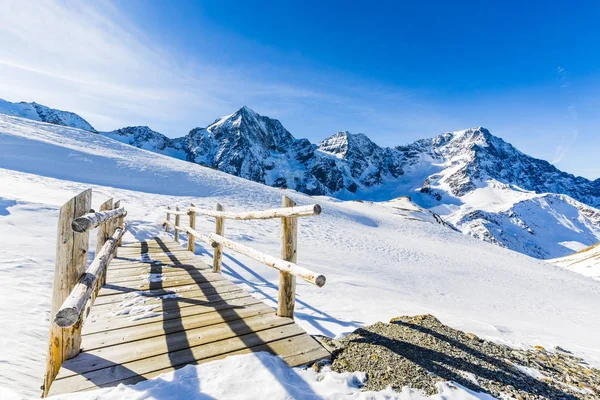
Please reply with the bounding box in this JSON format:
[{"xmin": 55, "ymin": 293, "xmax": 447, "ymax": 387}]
[
  {"xmin": 54, "ymin": 224, "xmax": 127, "ymax": 327},
  {"xmin": 163, "ymin": 196, "xmax": 325, "ymax": 320},
  {"xmin": 210, "ymin": 232, "xmax": 325, "ymax": 287},
  {"xmin": 43, "ymin": 191, "xmax": 127, "ymax": 397},
  {"xmin": 164, "ymin": 218, "xmax": 325, "ymax": 287},
  {"xmin": 183, "ymin": 204, "xmax": 321, "ymax": 220},
  {"xmin": 71, "ymin": 207, "xmax": 126, "ymax": 232}
]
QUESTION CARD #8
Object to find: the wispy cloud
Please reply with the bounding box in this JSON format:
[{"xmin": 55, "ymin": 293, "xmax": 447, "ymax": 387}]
[{"xmin": 0, "ymin": 0, "xmax": 361, "ymax": 135}]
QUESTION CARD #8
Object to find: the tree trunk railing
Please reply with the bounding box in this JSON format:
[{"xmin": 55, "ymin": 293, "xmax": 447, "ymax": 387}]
[
  {"xmin": 42, "ymin": 190, "xmax": 127, "ymax": 397},
  {"xmin": 163, "ymin": 195, "xmax": 325, "ymax": 320}
]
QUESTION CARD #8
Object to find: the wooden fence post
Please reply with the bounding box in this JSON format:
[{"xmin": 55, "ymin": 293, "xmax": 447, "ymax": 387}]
[
  {"xmin": 116, "ymin": 201, "xmax": 125, "ymax": 246},
  {"xmin": 165, "ymin": 206, "xmax": 171, "ymax": 232},
  {"xmin": 213, "ymin": 203, "xmax": 224, "ymax": 273},
  {"xmin": 188, "ymin": 203, "xmax": 196, "ymax": 252},
  {"xmin": 95, "ymin": 199, "xmax": 113, "ymax": 257},
  {"xmin": 96, "ymin": 199, "xmax": 113, "ymax": 287},
  {"xmin": 42, "ymin": 189, "xmax": 91, "ymax": 397},
  {"xmin": 111, "ymin": 200, "xmax": 120, "ymax": 255},
  {"xmin": 277, "ymin": 195, "xmax": 297, "ymax": 319},
  {"xmin": 174, "ymin": 207, "xmax": 181, "ymax": 242}
]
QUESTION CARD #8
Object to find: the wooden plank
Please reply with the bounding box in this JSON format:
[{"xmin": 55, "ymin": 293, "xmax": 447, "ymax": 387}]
[
  {"xmin": 105, "ymin": 263, "xmax": 210, "ymax": 279},
  {"xmin": 86, "ymin": 287, "xmax": 249, "ymax": 317},
  {"xmin": 119, "ymin": 238, "xmax": 181, "ymax": 248},
  {"xmin": 91, "ymin": 279, "xmax": 240, "ymax": 306},
  {"xmin": 83, "ymin": 302, "xmax": 274, "ymax": 351},
  {"xmin": 97, "ymin": 273, "xmax": 229, "ymax": 297},
  {"xmin": 109, "ymin": 254, "xmax": 206, "ymax": 268},
  {"xmin": 83, "ymin": 295, "xmax": 263, "ymax": 335},
  {"xmin": 95, "ymin": 332, "xmax": 328, "ymax": 390},
  {"xmin": 60, "ymin": 313, "xmax": 295, "ymax": 377},
  {"xmin": 111, "ymin": 249, "xmax": 202, "ymax": 261},
  {"xmin": 51, "ymin": 323, "xmax": 307, "ymax": 393},
  {"xmin": 105, "ymin": 267, "xmax": 215, "ymax": 284},
  {"xmin": 107, "ymin": 260, "xmax": 208, "ymax": 272}
]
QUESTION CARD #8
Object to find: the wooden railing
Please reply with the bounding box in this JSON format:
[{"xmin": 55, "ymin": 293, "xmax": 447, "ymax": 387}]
[
  {"xmin": 42, "ymin": 189, "xmax": 127, "ymax": 397},
  {"xmin": 163, "ymin": 195, "xmax": 325, "ymax": 319}
]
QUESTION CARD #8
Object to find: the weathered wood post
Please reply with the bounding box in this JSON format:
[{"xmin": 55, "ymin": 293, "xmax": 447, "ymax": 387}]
[
  {"xmin": 42, "ymin": 189, "xmax": 92, "ymax": 397},
  {"xmin": 188, "ymin": 203, "xmax": 196, "ymax": 252},
  {"xmin": 95, "ymin": 199, "xmax": 113, "ymax": 257},
  {"xmin": 96, "ymin": 198, "xmax": 113, "ymax": 287},
  {"xmin": 116, "ymin": 201, "xmax": 125, "ymax": 246},
  {"xmin": 165, "ymin": 206, "xmax": 171, "ymax": 232},
  {"xmin": 174, "ymin": 207, "xmax": 181, "ymax": 243},
  {"xmin": 277, "ymin": 195, "xmax": 297, "ymax": 319},
  {"xmin": 111, "ymin": 200, "xmax": 120, "ymax": 255},
  {"xmin": 213, "ymin": 203, "xmax": 224, "ymax": 273}
]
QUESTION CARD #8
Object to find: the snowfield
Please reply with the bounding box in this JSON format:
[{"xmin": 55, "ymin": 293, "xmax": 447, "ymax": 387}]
[{"xmin": 1, "ymin": 114, "xmax": 600, "ymax": 399}]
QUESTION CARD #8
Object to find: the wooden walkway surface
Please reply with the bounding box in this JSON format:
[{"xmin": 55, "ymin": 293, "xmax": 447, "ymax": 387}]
[{"xmin": 49, "ymin": 236, "xmax": 329, "ymax": 395}]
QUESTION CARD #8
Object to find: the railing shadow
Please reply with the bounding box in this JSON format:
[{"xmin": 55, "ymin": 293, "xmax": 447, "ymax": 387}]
[
  {"xmin": 150, "ymin": 237, "xmax": 324, "ymax": 399},
  {"xmin": 219, "ymin": 251, "xmax": 362, "ymax": 337},
  {"xmin": 63, "ymin": 236, "xmax": 324, "ymax": 398}
]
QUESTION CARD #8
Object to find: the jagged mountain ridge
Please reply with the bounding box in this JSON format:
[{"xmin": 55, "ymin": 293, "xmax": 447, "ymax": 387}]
[
  {"xmin": 0, "ymin": 98, "xmax": 96, "ymax": 132},
  {"xmin": 104, "ymin": 106, "xmax": 600, "ymax": 207}
]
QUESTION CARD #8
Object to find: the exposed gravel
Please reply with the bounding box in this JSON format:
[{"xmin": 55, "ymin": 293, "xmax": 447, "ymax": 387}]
[{"xmin": 321, "ymin": 315, "xmax": 599, "ymax": 399}]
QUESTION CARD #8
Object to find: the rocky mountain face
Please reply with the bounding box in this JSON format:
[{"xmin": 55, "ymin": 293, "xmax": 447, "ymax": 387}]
[
  {"xmin": 2, "ymin": 102, "xmax": 599, "ymax": 259},
  {"xmin": 0, "ymin": 99, "xmax": 96, "ymax": 132},
  {"xmin": 418, "ymin": 128, "xmax": 600, "ymax": 207}
]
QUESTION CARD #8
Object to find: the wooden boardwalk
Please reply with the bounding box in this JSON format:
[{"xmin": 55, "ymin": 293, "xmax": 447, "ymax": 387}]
[{"xmin": 48, "ymin": 236, "xmax": 330, "ymax": 395}]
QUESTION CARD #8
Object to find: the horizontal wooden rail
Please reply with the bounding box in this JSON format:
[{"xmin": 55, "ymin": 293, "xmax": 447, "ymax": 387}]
[
  {"xmin": 54, "ymin": 224, "xmax": 127, "ymax": 327},
  {"xmin": 71, "ymin": 207, "xmax": 127, "ymax": 233},
  {"xmin": 165, "ymin": 218, "xmax": 325, "ymax": 287},
  {"xmin": 210, "ymin": 233, "xmax": 325, "ymax": 287},
  {"xmin": 187, "ymin": 204, "xmax": 321, "ymax": 220}
]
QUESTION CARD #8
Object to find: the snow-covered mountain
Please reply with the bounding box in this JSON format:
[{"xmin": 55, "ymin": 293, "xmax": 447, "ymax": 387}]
[
  {"xmin": 97, "ymin": 107, "xmax": 600, "ymax": 260},
  {"xmin": 0, "ymin": 98, "xmax": 96, "ymax": 132}
]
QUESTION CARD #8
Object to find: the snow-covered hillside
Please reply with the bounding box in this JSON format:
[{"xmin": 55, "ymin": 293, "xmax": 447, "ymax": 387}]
[
  {"xmin": 549, "ymin": 242, "xmax": 600, "ymax": 280},
  {"xmin": 1, "ymin": 114, "xmax": 600, "ymax": 398},
  {"xmin": 0, "ymin": 99, "xmax": 96, "ymax": 132}
]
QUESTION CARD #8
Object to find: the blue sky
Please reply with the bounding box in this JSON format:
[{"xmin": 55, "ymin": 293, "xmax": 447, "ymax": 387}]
[{"xmin": 1, "ymin": 0, "xmax": 599, "ymax": 178}]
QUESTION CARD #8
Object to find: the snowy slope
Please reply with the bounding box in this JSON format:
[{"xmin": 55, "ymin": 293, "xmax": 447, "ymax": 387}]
[
  {"xmin": 1, "ymin": 114, "xmax": 600, "ymax": 398},
  {"xmin": 0, "ymin": 99, "xmax": 96, "ymax": 132},
  {"xmin": 549, "ymin": 242, "xmax": 600, "ymax": 280}
]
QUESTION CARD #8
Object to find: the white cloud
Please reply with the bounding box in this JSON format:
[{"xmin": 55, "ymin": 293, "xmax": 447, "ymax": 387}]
[{"xmin": 0, "ymin": 0, "xmax": 359, "ymax": 135}]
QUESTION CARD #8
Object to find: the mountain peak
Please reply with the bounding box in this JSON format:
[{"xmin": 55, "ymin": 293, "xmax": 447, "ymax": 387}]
[{"xmin": 318, "ymin": 130, "xmax": 380, "ymax": 158}]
